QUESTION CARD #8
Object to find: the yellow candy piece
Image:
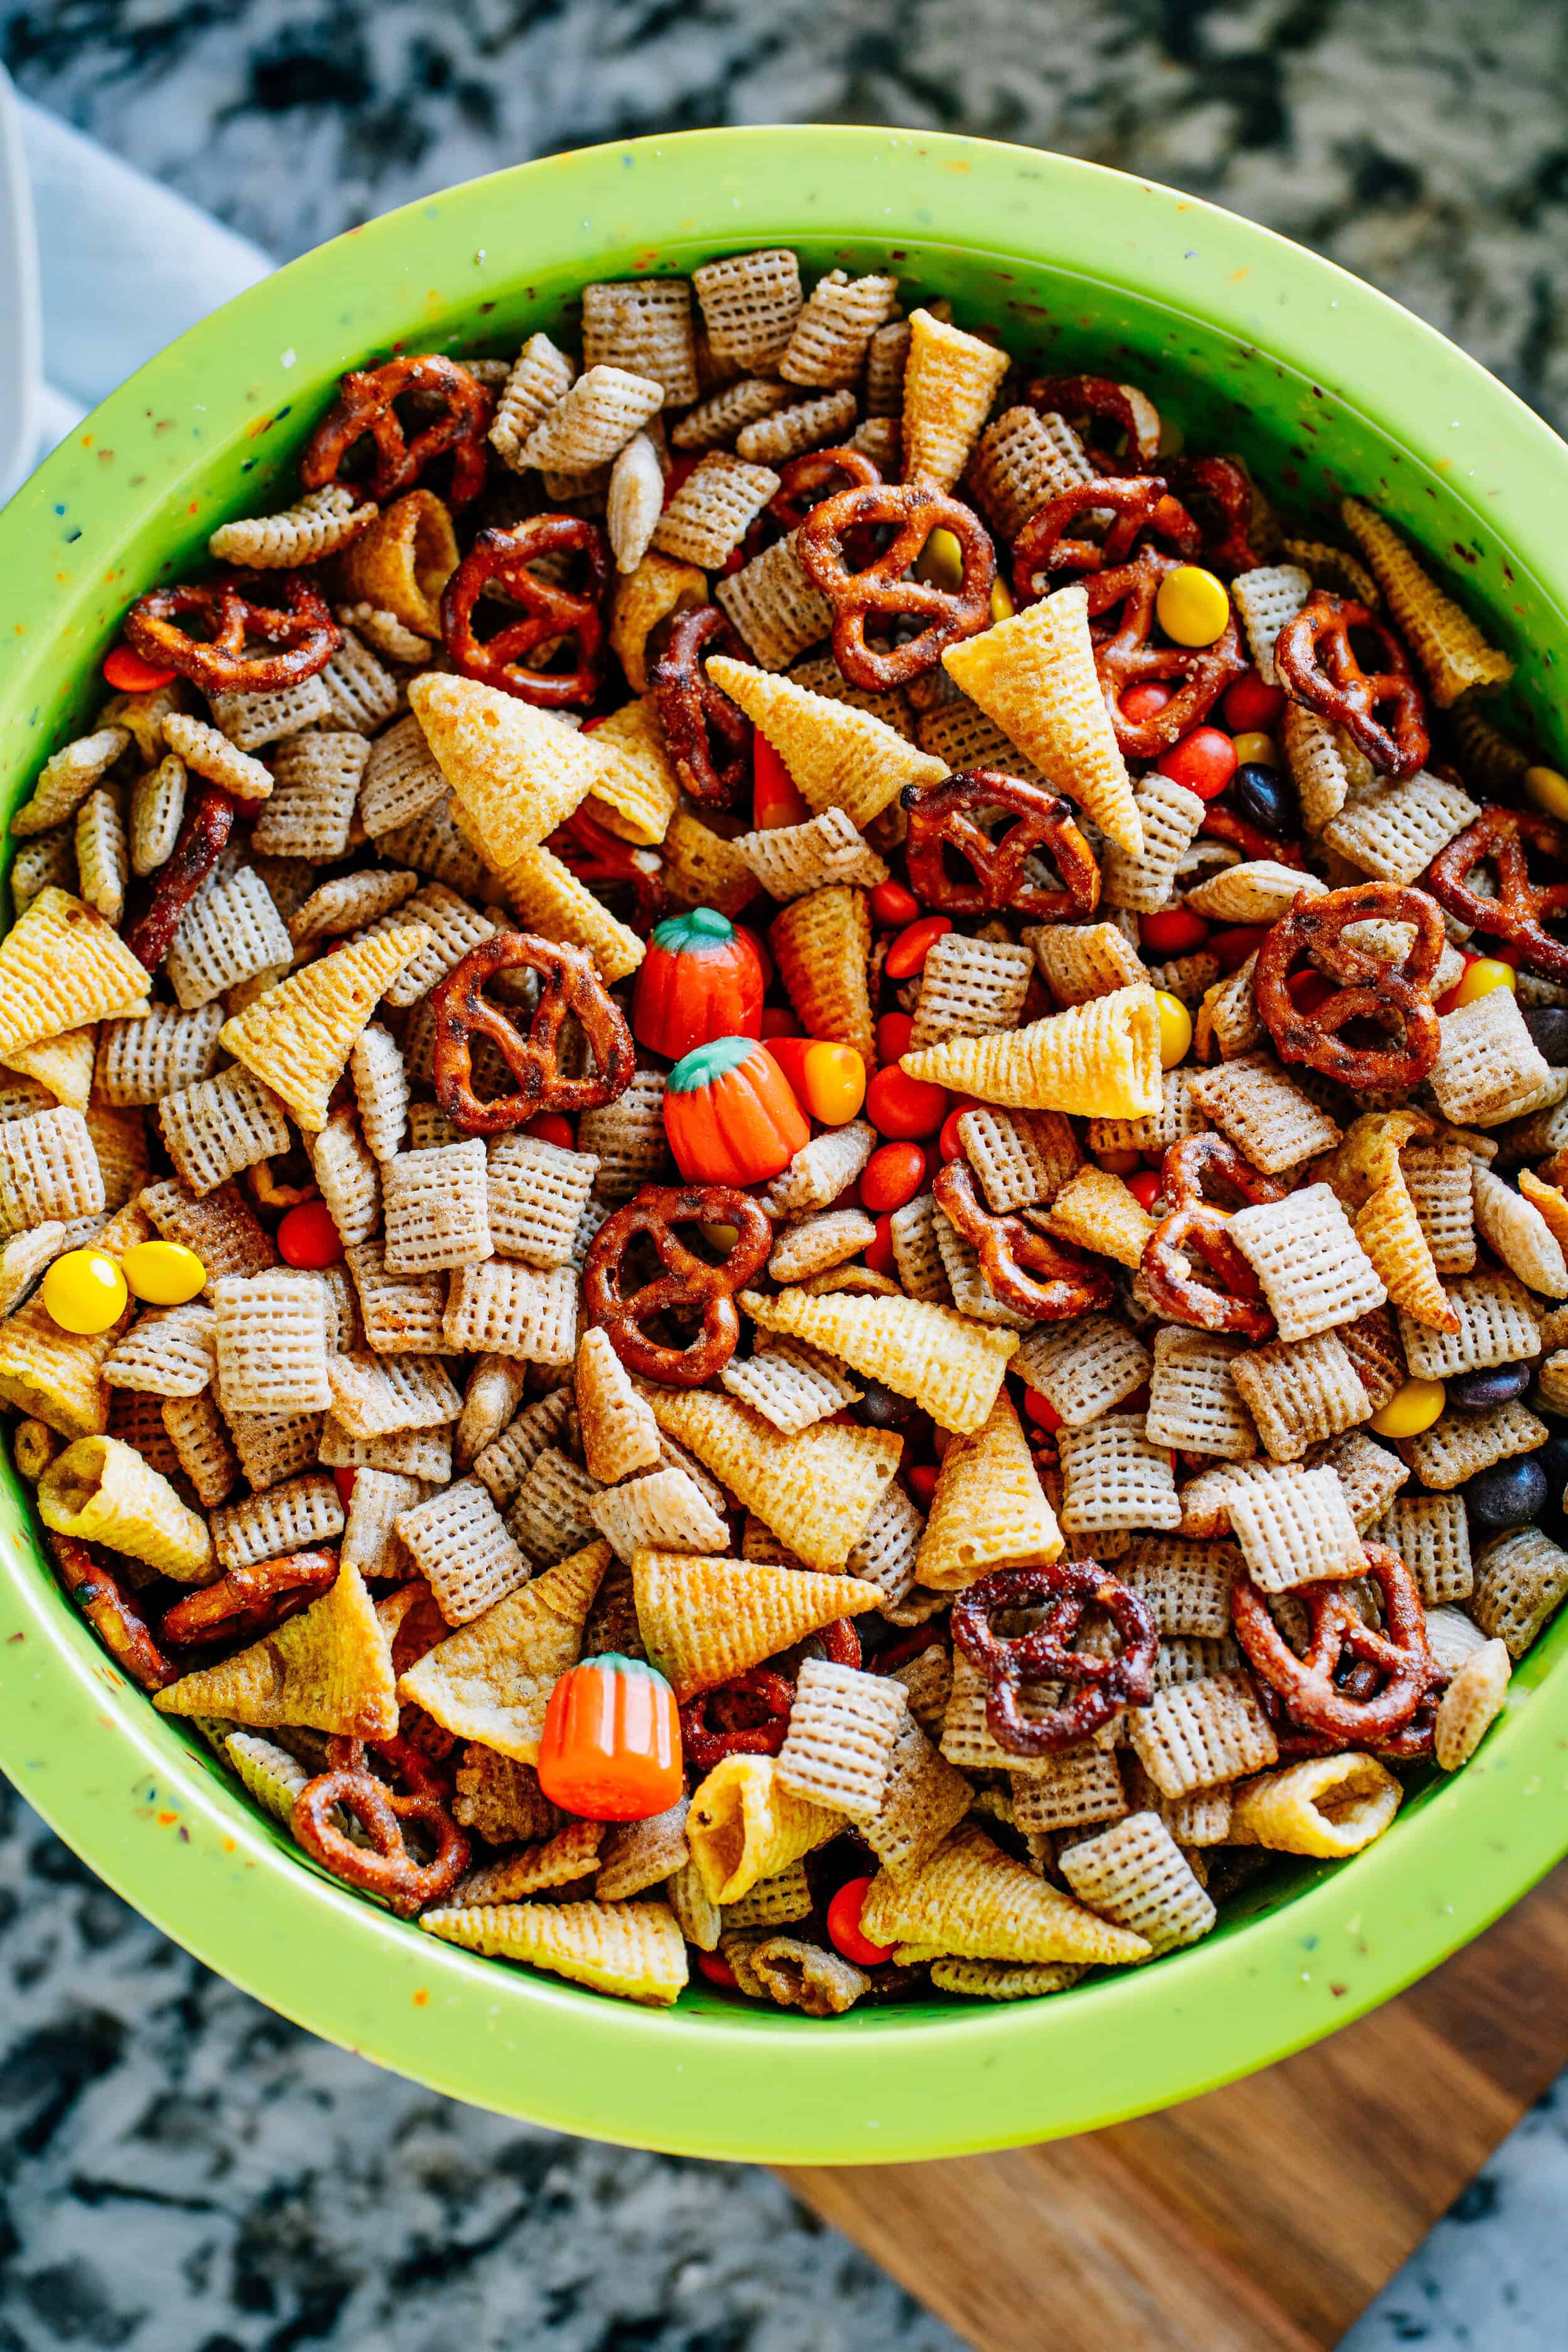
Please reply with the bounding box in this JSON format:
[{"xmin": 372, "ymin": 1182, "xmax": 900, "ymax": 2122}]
[
  {"xmin": 915, "ymin": 526, "xmax": 965, "ymax": 594},
  {"xmin": 1525, "ymin": 766, "xmax": 1568, "ymax": 825},
  {"xmin": 122, "ymin": 1239, "xmax": 207, "ymax": 1306},
  {"xmin": 1370, "ymin": 1377, "xmax": 1446, "ymax": 1439},
  {"xmin": 989, "ymin": 576, "xmax": 1016, "ymax": 625},
  {"xmin": 41, "ymin": 1249, "xmax": 128, "ymax": 1337},
  {"xmin": 1451, "ymin": 956, "xmax": 1517, "ymax": 1009},
  {"xmin": 1231, "ymin": 731, "xmax": 1279, "ymax": 768},
  {"xmin": 1156, "ymin": 564, "xmax": 1231, "ymax": 648},
  {"xmin": 1153, "ymin": 989, "xmax": 1194, "ymax": 1070}
]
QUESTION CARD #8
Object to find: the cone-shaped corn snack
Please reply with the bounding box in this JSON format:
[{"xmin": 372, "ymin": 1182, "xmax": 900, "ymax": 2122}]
[
  {"xmin": 632, "ymin": 1549, "xmax": 879, "ymax": 1698},
  {"xmin": 219, "ymin": 925, "xmax": 430, "ymax": 1131},
  {"xmin": 860, "ymin": 1823, "xmax": 1151, "ymax": 1964},
  {"xmin": 741, "ymin": 1286, "xmax": 1018, "ymax": 1436},
  {"xmin": 915, "ymin": 1396, "xmax": 1061, "ymax": 1588},
  {"xmin": 38, "ymin": 1433, "xmax": 213, "ymax": 1579},
  {"xmin": 398, "ymin": 1540, "xmax": 608, "ymax": 1762},
  {"xmin": 154, "ymin": 1562, "xmax": 398, "ymax": 1737},
  {"xmin": 409, "ymin": 673, "xmax": 607, "ymax": 866},
  {"xmin": 1229, "ymin": 1752, "xmax": 1401, "ymax": 1857},
  {"xmin": 576, "ymin": 1327, "xmax": 662, "ymax": 1483},
  {"xmin": 637, "ymin": 1385, "xmax": 899, "ymax": 1569},
  {"xmin": 901, "ymin": 984, "xmax": 1160, "ymax": 1118},
  {"xmin": 706, "ymin": 656, "xmax": 944, "ymax": 828},
  {"xmin": 770, "ymin": 886, "xmax": 874, "ymax": 1066},
  {"xmin": 0, "ymin": 887, "xmax": 151, "ymax": 1057},
  {"xmin": 900, "ymin": 309, "xmax": 1011, "ymax": 493},
  {"xmin": 421, "ymin": 1899, "xmax": 688, "ymax": 2005},
  {"xmin": 687, "ymin": 1753, "xmax": 844, "ymax": 1903},
  {"xmin": 584, "ymin": 695, "xmax": 681, "ymax": 845},
  {"xmin": 3, "ymin": 1027, "xmax": 95, "ymax": 1109},
  {"xmin": 1342, "ymin": 497, "xmax": 1513, "ymax": 706},
  {"xmin": 495, "ymin": 845, "xmax": 645, "ymax": 982}
]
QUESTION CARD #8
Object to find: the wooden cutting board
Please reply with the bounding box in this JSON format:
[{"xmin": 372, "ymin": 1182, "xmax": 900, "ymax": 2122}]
[{"xmin": 781, "ymin": 1859, "xmax": 1568, "ymax": 2351}]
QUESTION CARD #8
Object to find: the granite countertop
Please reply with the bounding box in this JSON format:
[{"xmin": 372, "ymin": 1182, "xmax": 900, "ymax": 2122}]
[{"xmin": 4, "ymin": 1, "xmax": 1568, "ymax": 2346}]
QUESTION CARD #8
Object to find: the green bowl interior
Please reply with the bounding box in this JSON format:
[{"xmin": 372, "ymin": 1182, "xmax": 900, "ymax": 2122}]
[{"xmin": 2, "ymin": 125, "xmax": 1568, "ymax": 2163}]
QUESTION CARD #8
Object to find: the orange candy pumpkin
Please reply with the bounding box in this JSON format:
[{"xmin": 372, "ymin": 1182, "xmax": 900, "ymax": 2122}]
[
  {"xmin": 632, "ymin": 906, "xmax": 765, "ymax": 1061},
  {"xmin": 536, "ymin": 1654, "xmax": 683, "ymax": 1820},
  {"xmin": 663, "ymin": 1034, "xmax": 810, "ymax": 1185}
]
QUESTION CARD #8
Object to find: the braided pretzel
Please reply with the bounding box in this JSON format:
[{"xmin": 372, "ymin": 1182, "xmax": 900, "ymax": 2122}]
[
  {"xmin": 902, "ymin": 769, "xmax": 1100, "ymax": 923},
  {"xmin": 292, "ymin": 1734, "xmax": 470, "ymax": 1919},
  {"xmin": 652, "ymin": 605, "xmax": 754, "ymax": 809},
  {"xmin": 121, "ymin": 783, "xmax": 236, "ymax": 972},
  {"xmin": 441, "ymin": 516, "xmax": 611, "ymax": 707},
  {"xmin": 1426, "ymin": 805, "xmax": 1568, "ymax": 980},
  {"xmin": 1085, "ymin": 550, "xmax": 1245, "ymax": 758},
  {"xmin": 1231, "ymin": 1541, "xmax": 1442, "ymax": 1746},
  {"xmin": 46, "ymin": 1531, "xmax": 174, "ymax": 1692},
  {"xmin": 161, "ymin": 1550, "xmax": 338, "ymax": 1647},
  {"xmin": 1275, "ymin": 591, "xmax": 1429, "ymax": 778},
  {"xmin": 1253, "ymin": 879, "xmax": 1444, "ymax": 1089},
  {"xmin": 124, "ymin": 569, "xmax": 340, "ymax": 696},
  {"xmin": 797, "ymin": 480, "xmax": 996, "ymax": 691},
  {"xmin": 548, "ymin": 802, "xmax": 666, "ymax": 935},
  {"xmin": 680, "ymin": 1667, "xmax": 794, "ymax": 1772},
  {"xmin": 951, "ymin": 1559, "xmax": 1158, "ymax": 1755},
  {"xmin": 1010, "ymin": 475, "xmax": 1198, "ymax": 602},
  {"xmin": 1165, "ymin": 455, "xmax": 1264, "ymax": 575},
  {"xmin": 933, "ymin": 1160, "xmax": 1115, "ymax": 1322},
  {"xmin": 299, "ymin": 353, "xmax": 494, "ymax": 506},
  {"xmin": 431, "ymin": 931, "xmax": 635, "ymax": 1135},
  {"xmin": 769, "ymin": 445, "xmax": 881, "ymax": 534},
  {"xmin": 1025, "ymin": 374, "xmax": 1162, "ymax": 469},
  {"xmin": 583, "ymin": 1184, "xmax": 772, "ymax": 1385}
]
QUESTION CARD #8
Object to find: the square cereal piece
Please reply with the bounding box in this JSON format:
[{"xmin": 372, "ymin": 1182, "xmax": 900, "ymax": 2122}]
[
  {"xmin": 158, "ymin": 1068, "xmax": 290, "ymax": 1197},
  {"xmin": 1058, "ymin": 1811, "xmax": 1216, "ymax": 1953},
  {"xmin": 1226, "ymin": 1463, "xmax": 1365, "ymax": 1593},
  {"xmin": 768, "ymin": 1207, "xmax": 877, "ymax": 1286},
  {"xmin": 863, "ymin": 1714, "xmax": 973, "ymax": 1882},
  {"xmin": 1057, "ymin": 1414, "xmax": 1181, "ymax": 1533},
  {"xmin": 717, "ymin": 535, "xmax": 836, "ymax": 672},
  {"xmin": 1100, "ymin": 776, "xmax": 1206, "ymax": 914},
  {"xmin": 931, "ymin": 1212, "xmax": 1034, "ymax": 1330},
  {"xmin": 140, "ymin": 1177, "xmax": 275, "ymax": 1279},
  {"xmin": 211, "ymin": 1471, "xmax": 344, "ymax": 1571},
  {"xmin": 1305, "ymin": 1427, "xmax": 1409, "ymax": 1530},
  {"xmin": 359, "ymin": 712, "xmax": 448, "ymax": 837},
  {"xmin": 1153, "ymin": 1634, "xmax": 1242, "ymax": 1688},
  {"xmin": 1087, "ymin": 1068, "xmax": 1203, "ymax": 1161},
  {"xmin": 590, "ymin": 1465, "xmax": 729, "ymax": 1564},
  {"xmin": 317, "ymin": 629, "xmax": 398, "ymax": 733},
  {"xmin": 341, "ymin": 1466, "xmax": 431, "ymax": 1577},
  {"xmin": 775, "ymin": 1658, "xmax": 907, "ymax": 1821},
  {"xmin": 1145, "ymin": 1328, "xmax": 1256, "ymax": 1460},
  {"xmin": 1374, "ymin": 1492, "xmax": 1473, "ymax": 1606},
  {"xmin": 487, "ymin": 1135, "xmax": 599, "ymax": 1268},
  {"xmin": 1471, "ymin": 1528, "xmax": 1568, "ymax": 1656},
  {"xmin": 735, "ymin": 805, "xmax": 889, "ymax": 899},
  {"xmin": 1229, "ymin": 1184, "xmax": 1387, "ymax": 1342},
  {"xmin": 1431, "ymin": 990, "xmax": 1552, "ymax": 1128},
  {"xmin": 326, "ymin": 1352, "xmax": 462, "ymax": 1440},
  {"xmin": 722, "ymin": 1338, "xmax": 862, "ymax": 1436},
  {"xmin": 1399, "ymin": 1273, "xmax": 1542, "ymax": 1380},
  {"xmin": 0, "ymin": 1107, "xmax": 105, "ymax": 1234},
  {"xmin": 1322, "ymin": 770, "xmax": 1480, "ymax": 886},
  {"xmin": 845, "ymin": 1483, "xmax": 924, "ymax": 1611},
  {"xmin": 1014, "ymin": 1315, "xmax": 1151, "ymax": 1428},
  {"xmin": 166, "ymin": 867, "xmax": 294, "ymax": 1010},
  {"xmin": 443, "ymin": 1261, "xmax": 578, "ymax": 1365},
  {"xmin": 95, "ymin": 1004, "xmax": 224, "ymax": 1108},
  {"xmin": 761, "ymin": 1121, "xmax": 876, "ymax": 1221},
  {"xmin": 1044, "ymin": 1165, "xmax": 1157, "ymax": 1271},
  {"xmin": 349, "ymin": 1025, "xmax": 409, "ymax": 1163},
  {"xmin": 383, "ymin": 1140, "xmax": 491, "ymax": 1274},
  {"xmin": 162, "ymin": 1391, "xmax": 238, "ymax": 1507},
  {"xmin": 379, "ymin": 793, "xmax": 488, "ymax": 899},
  {"xmin": 1027, "ymin": 919, "xmax": 1148, "ymax": 1009},
  {"xmin": 1010, "ymin": 1747, "xmax": 1127, "ymax": 1836},
  {"xmin": 887, "ymin": 1194, "xmax": 951, "ymax": 1305},
  {"xmin": 1188, "ymin": 1055, "xmax": 1342, "ymax": 1175},
  {"xmin": 472, "ymin": 1387, "xmax": 574, "ymax": 1508},
  {"xmin": 780, "ymin": 268, "xmax": 899, "ymax": 389},
  {"xmin": 653, "ymin": 452, "xmax": 780, "ymax": 569},
  {"xmin": 505, "ymin": 1446, "xmax": 604, "ymax": 1567},
  {"xmin": 250, "ymin": 732, "xmax": 368, "ymax": 860},
  {"xmin": 212, "ymin": 1270, "xmax": 331, "ymax": 1414},
  {"xmin": 1401, "ymin": 1138, "xmax": 1476, "ymax": 1272},
  {"xmin": 1119, "ymin": 1536, "xmax": 1241, "ymax": 1638},
  {"xmin": 582, "ymin": 277, "xmax": 697, "ymax": 405},
  {"xmin": 1397, "ymin": 1398, "xmax": 1547, "ymax": 1491},
  {"xmin": 692, "ymin": 250, "xmax": 803, "ymax": 374},
  {"xmin": 957, "ymin": 1107, "xmax": 1082, "ymax": 1214},
  {"xmin": 1128, "ymin": 1672, "xmax": 1278, "ymax": 1799},
  {"xmin": 578, "ymin": 1071, "xmax": 668, "ymax": 1202},
  {"xmin": 397, "ymin": 1478, "xmax": 532, "ymax": 1624},
  {"xmin": 1230, "ymin": 1327, "xmax": 1370, "ymax": 1461},
  {"xmin": 342, "ymin": 1238, "xmax": 448, "ymax": 1355},
  {"xmin": 104, "ymin": 1303, "xmax": 216, "ymax": 1399},
  {"xmin": 358, "ymin": 884, "xmax": 495, "ymax": 1009},
  {"xmin": 1336, "ymin": 1308, "xmax": 1405, "ymax": 1414},
  {"xmin": 320, "ymin": 1417, "xmax": 452, "ymax": 1483},
  {"xmin": 907, "ymin": 933, "xmax": 1033, "ymax": 1053}
]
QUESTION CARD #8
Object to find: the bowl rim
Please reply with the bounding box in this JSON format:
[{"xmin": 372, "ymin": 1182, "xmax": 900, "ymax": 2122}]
[{"xmin": 3, "ymin": 121, "xmax": 1568, "ymax": 2165}]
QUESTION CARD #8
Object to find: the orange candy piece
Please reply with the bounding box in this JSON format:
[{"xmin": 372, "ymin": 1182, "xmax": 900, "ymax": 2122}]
[{"xmin": 536, "ymin": 1653, "xmax": 683, "ymax": 1820}]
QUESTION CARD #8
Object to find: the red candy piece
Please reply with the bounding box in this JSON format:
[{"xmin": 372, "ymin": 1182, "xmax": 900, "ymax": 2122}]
[
  {"xmin": 1156, "ymin": 724, "xmax": 1237, "ymax": 801},
  {"xmin": 103, "ymin": 644, "xmax": 177, "ymax": 693},
  {"xmin": 1221, "ymin": 668, "xmax": 1286, "ymax": 734},
  {"xmin": 827, "ymin": 1876, "xmax": 894, "ymax": 1967},
  {"xmin": 277, "ymin": 1200, "xmax": 343, "ymax": 1269}
]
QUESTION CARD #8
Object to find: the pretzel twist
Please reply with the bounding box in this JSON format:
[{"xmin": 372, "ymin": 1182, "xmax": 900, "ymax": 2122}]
[
  {"xmin": 903, "ymin": 769, "xmax": 1100, "ymax": 923},
  {"xmin": 46, "ymin": 1531, "xmax": 176, "ymax": 1692},
  {"xmin": 431, "ymin": 931, "xmax": 635, "ymax": 1135},
  {"xmin": 1253, "ymin": 879, "xmax": 1444, "ymax": 1089},
  {"xmin": 1011, "ymin": 475, "xmax": 1198, "ymax": 603},
  {"xmin": 1426, "ymin": 805, "xmax": 1568, "ymax": 981},
  {"xmin": 546, "ymin": 803, "xmax": 667, "ymax": 935},
  {"xmin": 1024, "ymin": 374, "xmax": 1163, "ymax": 469},
  {"xmin": 652, "ymin": 605, "xmax": 755, "ymax": 810},
  {"xmin": 679, "ymin": 1667, "xmax": 794, "ymax": 1772},
  {"xmin": 797, "ymin": 480, "xmax": 996, "ymax": 690},
  {"xmin": 1140, "ymin": 1202, "xmax": 1274, "ymax": 1342},
  {"xmin": 300, "ymin": 353, "xmax": 494, "ymax": 506},
  {"xmin": 933, "ymin": 1160, "xmax": 1115, "ymax": 1322},
  {"xmin": 1085, "ymin": 549, "xmax": 1245, "ymax": 757},
  {"xmin": 161, "ymin": 1550, "xmax": 339, "ymax": 1647},
  {"xmin": 951, "ymin": 1560, "xmax": 1158, "ymax": 1755},
  {"xmin": 441, "ymin": 516, "xmax": 611, "ymax": 707},
  {"xmin": 125, "ymin": 569, "xmax": 340, "ymax": 696},
  {"xmin": 1231, "ymin": 1541, "xmax": 1442, "ymax": 1747},
  {"xmin": 1165, "ymin": 454, "xmax": 1265, "ymax": 575},
  {"xmin": 1199, "ymin": 800, "xmax": 1306, "ymax": 869},
  {"xmin": 122, "ymin": 783, "xmax": 236, "ymax": 973},
  {"xmin": 292, "ymin": 1734, "xmax": 470, "ymax": 1919},
  {"xmin": 1274, "ymin": 591, "xmax": 1429, "ymax": 778},
  {"xmin": 583, "ymin": 1184, "xmax": 772, "ymax": 1386},
  {"xmin": 769, "ymin": 445, "xmax": 882, "ymax": 534}
]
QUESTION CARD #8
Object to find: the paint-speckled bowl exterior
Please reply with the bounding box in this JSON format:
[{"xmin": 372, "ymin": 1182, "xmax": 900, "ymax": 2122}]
[{"xmin": 1, "ymin": 127, "xmax": 1567, "ymax": 2164}]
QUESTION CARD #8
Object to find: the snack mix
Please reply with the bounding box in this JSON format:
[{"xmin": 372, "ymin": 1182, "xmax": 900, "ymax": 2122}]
[{"xmin": 9, "ymin": 248, "xmax": 1565, "ymax": 2015}]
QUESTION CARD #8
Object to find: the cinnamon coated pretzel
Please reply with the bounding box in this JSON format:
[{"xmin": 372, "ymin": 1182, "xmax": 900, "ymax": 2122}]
[
  {"xmin": 441, "ymin": 516, "xmax": 611, "ymax": 706},
  {"xmin": 951, "ymin": 1559, "xmax": 1158, "ymax": 1756},
  {"xmin": 1010, "ymin": 475, "xmax": 1198, "ymax": 601},
  {"xmin": 797, "ymin": 480, "xmax": 996, "ymax": 691},
  {"xmin": 1253, "ymin": 878, "xmax": 1444, "ymax": 1089},
  {"xmin": 161, "ymin": 1550, "xmax": 338, "ymax": 1647},
  {"xmin": 1025, "ymin": 374, "xmax": 1163, "ymax": 469},
  {"xmin": 902, "ymin": 768, "xmax": 1100, "ymax": 923},
  {"xmin": 1231, "ymin": 1541, "xmax": 1441, "ymax": 1747},
  {"xmin": 299, "ymin": 353, "xmax": 494, "ymax": 506},
  {"xmin": 1138, "ymin": 1135, "xmax": 1287, "ymax": 1341},
  {"xmin": 121, "ymin": 783, "xmax": 236, "ymax": 973},
  {"xmin": 124, "ymin": 570, "xmax": 340, "ymax": 697},
  {"xmin": 933, "ymin": 1160, "xmax": 1115, "ymax": 1322},
  {"xmin": 652, "ymin": 605, "xmax": 754, "ymax": 809},
  {"xmin": 292, "ymin": 1734, "xmax": 470, "ymax": 1919},
  {"xmin": 1086, "ymin": 549, "xmax": 1245, "ymax": 758},
  {"xmin": 583, "ymin": 1184, "xmax": 772, "ymax": 1386},
  {"xmin": 1274, "ymin": 591, "xmax": 1429, "ymax": 779},
  {"xmin": 679, "ymin": 1667, "xmax": 794, "ymax": 1772},
  {"xmin": 1165, "ymin": 454, "xmax": 1264, "ymax": 575},
  {"xmin": 769, "ymin": 445, "xmax": 881, "ymax": 534},
  {"xmin": 1426, "ymin": 805, "xmax": 1568, "ymax": 980},
  {"xmin": 431, "ymin": 931, "xmax": 636, "ymax": 1135}
]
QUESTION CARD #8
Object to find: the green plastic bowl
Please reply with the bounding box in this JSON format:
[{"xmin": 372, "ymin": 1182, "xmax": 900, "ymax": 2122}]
[{"xmin": 3, "ymin": 125, "xmax": 1567, "ymax": 2164}]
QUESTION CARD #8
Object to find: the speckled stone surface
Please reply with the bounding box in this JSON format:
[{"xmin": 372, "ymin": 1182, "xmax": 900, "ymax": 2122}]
[{"xmin": 3, "ymin": 3, "xmax": 1568, "ymax": 2346}]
